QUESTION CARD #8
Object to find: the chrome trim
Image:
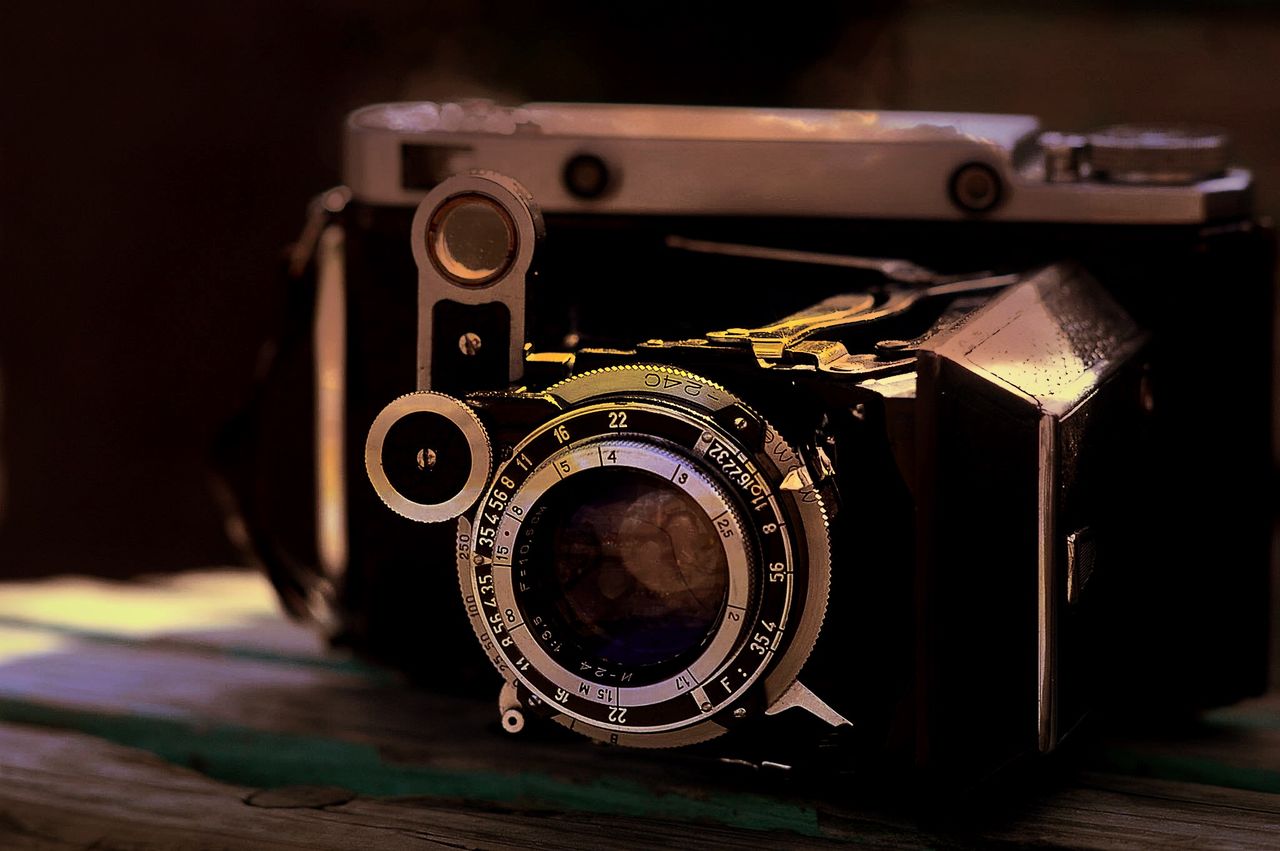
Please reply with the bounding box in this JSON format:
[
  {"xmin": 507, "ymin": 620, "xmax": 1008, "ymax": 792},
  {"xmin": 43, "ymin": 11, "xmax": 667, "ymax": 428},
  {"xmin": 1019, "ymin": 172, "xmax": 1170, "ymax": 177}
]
[
  {"xmin": 1037, "ymin": 413, "xmax": 1058, "ymax": 753},
  {"xmin": 346, "ymin": 101, "xmax": 1252, "ymax": 223},
  {"xmin": 314, "ymin": 223, "xmax": 348, "ymax": 580}
]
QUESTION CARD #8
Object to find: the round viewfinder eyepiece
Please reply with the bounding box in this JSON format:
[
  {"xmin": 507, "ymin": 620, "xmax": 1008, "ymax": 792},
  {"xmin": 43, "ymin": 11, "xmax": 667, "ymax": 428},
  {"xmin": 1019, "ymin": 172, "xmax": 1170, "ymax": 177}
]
[{"xmin": 427, "ymin": 193, "xmax": 517, "ymax": 286}]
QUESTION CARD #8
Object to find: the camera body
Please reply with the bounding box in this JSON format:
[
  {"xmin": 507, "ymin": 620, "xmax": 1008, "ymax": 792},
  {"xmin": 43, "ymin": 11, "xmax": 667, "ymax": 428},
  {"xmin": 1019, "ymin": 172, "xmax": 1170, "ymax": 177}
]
[{"xmin": 221, "ymin": 101, "xmax": 1273, "ymax": 777}]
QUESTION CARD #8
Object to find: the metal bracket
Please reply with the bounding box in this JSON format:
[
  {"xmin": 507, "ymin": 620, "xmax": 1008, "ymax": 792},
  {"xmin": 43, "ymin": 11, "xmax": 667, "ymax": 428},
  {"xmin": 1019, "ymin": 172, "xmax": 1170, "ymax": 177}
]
[
  {"xmin": 764, "ymin": 680, "xmax": 852, "ymax": 728},
  {"xmin": 499, "ymin": 681, "xmax": 525, "ymax": 734},
  {"xmin": 702, "ymin": 273, "xmax": 1018, "ymax": 362},
  {"xmin": 412, "ymin": 171, "xmax": 544, "ymax": 393}
]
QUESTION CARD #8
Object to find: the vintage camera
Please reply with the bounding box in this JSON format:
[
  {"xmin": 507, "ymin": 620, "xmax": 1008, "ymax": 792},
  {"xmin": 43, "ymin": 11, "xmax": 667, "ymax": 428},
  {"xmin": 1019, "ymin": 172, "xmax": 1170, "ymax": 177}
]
[{"xmin": 220, "ymin": 101, "xmax": 1273, "ymax": 776}]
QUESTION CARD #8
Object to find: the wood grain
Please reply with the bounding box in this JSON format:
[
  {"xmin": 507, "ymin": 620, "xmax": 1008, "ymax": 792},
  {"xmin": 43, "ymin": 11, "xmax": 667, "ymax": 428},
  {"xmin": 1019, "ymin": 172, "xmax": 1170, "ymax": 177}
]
[{"xmin": 0, "ymin": 570, "xmax": 1275, "ymax": 849}]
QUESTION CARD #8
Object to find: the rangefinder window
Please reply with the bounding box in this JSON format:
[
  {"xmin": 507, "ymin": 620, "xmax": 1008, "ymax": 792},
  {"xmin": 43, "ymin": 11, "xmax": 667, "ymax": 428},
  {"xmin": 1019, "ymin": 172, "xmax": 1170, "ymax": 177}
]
[
  {"xmin": 400, "ymin": 142, "xmax": 471, "ymax": 190},
  {"xmin": 426, "ymin": 194, "xmax": 516, "ymax": 286}
]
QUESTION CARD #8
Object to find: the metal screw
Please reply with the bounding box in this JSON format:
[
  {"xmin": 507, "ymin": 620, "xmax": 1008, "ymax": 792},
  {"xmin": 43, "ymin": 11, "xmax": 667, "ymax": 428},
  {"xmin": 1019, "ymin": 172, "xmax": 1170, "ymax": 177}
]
[
  {"xmin": 459, "ymin": 332, "xmax": 483, "ymax": 356},
  {"xmin": 700, "ymin": 701, "xmax": 712, "ymax": 713},
  {"xmin": 733, "ymin": 707, "xmax": 747, "ymax": 719},
  {"xmin": 733, "ymin": 417, "xmax": 749, "ymax": 431},
  {"xmin": 701, "ymin": 432, "xmax": 714, "ymax": 443},
  {"xmin": 416, "ymin": 448, "xmax": 438, "ymax": 471},
  {"xmin": 852, "ymin": 403, "xmax": 867, "ymax": 421},
  {"xmin": 473, "ymin": 554, "xmax": 485, "ymax": 565}
]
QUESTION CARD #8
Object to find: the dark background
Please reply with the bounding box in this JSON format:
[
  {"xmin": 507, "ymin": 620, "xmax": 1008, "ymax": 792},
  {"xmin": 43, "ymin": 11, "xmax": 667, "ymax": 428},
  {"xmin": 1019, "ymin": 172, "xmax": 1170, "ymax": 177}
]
[{"xmin": 1, "ymin": 1, "xmax": 1278, "ymax": 581}]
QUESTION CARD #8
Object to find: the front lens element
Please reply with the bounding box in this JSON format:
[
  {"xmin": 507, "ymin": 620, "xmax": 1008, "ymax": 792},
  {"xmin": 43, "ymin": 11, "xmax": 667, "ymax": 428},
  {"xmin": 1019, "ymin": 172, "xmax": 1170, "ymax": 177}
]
[
  {"xmin": 427, "ymin": 194, "xmax": 516, "ymax": 285},
  {"xmin": 524, "ymin": 466, "xmax": 730, "ymax": 671}
]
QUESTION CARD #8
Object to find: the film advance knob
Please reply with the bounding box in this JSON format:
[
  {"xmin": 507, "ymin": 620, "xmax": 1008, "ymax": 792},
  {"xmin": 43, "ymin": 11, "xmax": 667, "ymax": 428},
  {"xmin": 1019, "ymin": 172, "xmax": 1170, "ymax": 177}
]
[
  {"xmin": 1087, "ymin": 124, "xmax": 1230, "ymax": 185},
  {"xmin": 365, "ymin": 392, "xmax": 493, "ymax": 523}
]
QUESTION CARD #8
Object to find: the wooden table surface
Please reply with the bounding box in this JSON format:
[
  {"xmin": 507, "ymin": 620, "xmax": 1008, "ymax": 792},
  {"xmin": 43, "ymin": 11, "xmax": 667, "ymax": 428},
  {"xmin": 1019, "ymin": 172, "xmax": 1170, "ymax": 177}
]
[{"xmin": 0, "ymin": 569, "xmax": 1275, "ymax": 849}]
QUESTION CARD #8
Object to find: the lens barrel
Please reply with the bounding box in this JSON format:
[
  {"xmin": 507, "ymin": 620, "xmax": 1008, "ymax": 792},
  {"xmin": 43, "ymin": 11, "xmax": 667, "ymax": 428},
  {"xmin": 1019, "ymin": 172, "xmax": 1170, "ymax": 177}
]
[{"xmin": 458, "ymin": 365, "xmax": 832, "ymax": 747}]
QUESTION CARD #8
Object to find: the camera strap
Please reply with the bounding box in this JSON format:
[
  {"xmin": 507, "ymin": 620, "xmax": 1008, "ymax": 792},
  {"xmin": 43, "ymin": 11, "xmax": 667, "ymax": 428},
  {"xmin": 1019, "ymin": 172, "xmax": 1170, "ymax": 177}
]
[{"xmin": 210, "ymin": 188, "xmax": 351, "ymax": 629}]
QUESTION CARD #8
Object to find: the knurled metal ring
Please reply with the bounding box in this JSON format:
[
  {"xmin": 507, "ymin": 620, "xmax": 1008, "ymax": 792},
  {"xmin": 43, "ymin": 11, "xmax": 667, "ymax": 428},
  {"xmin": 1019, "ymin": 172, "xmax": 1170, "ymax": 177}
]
[{"xmin": 366, "ymin": 391, "xmax": 492, "ymax": 523}]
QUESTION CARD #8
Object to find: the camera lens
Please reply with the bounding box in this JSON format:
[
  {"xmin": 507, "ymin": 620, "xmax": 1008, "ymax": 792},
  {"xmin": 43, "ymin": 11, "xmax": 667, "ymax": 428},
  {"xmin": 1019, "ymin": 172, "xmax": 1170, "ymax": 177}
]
[
  {"xmin": 461, "ymin": 368, "xmax": 832, "ymax": 745},
  {"xmin": 427, "ymin": 193, "xmax": 516, "ymax": 285},
  {"xmin": 518, "ymin": 466, "xmax": 729, "ymax": 675}
]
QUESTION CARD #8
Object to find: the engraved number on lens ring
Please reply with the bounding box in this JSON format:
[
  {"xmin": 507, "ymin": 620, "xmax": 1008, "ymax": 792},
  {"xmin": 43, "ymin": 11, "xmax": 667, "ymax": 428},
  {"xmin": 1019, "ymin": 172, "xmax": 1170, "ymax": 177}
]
[{"xmin": 468, "ymin": 402, "xmax": 797, "ymax": 735}]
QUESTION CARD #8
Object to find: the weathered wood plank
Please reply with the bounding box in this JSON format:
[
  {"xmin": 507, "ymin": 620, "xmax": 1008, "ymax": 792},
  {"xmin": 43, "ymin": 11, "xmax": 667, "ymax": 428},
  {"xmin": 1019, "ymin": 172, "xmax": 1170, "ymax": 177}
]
[
  {"xmin": 2, "ymin": 719, "xmax": 1278, "ymax": 850},
  {"xmin": 0, "ymin": 722, "xmax": 862, "ymax": 850},
  {"xmin": 0, "ymin": 570, "xmax": 1275, "ymax": 848}
]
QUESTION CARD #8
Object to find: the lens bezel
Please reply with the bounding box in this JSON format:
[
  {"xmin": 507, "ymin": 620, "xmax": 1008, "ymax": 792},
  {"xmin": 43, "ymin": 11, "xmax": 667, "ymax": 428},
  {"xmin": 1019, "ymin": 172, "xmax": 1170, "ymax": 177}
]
[
  {"xmin": 494, "ymin": 437, "xmax": 754, "ymax": 705},
  {"xmin": 459, "ymin": 366, "xmax": 831, "ymax": 748}
]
